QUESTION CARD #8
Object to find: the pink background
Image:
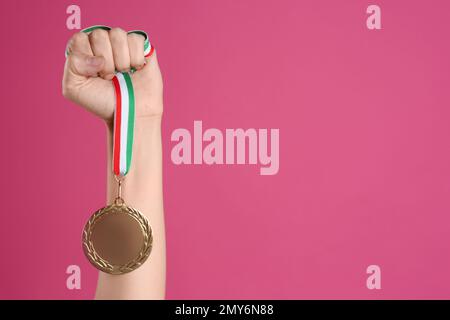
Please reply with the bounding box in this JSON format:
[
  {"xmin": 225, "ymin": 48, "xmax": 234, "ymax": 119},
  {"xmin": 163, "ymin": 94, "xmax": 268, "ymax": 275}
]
[{"xmin": 0, "ymin": 0, "xmax": 449, "ymax": 299}]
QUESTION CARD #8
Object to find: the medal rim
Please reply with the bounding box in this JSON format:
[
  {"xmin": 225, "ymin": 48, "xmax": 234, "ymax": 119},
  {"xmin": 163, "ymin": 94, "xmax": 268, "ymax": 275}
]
[{"xmin": 82, "ymin": 203, "xmax": 153, "ymax": 275}]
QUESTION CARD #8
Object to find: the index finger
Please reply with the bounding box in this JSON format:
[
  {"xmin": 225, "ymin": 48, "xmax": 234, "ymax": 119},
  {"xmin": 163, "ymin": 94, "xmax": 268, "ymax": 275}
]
[{"xmin": 66, "ymin": 32, "xmax": 94, "ymax": 57}]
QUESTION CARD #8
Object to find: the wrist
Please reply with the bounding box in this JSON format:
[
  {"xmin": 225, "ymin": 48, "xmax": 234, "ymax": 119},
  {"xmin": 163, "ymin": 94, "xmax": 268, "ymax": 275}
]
[
  {"xmin": 105, "ymin": 113, "xmax": 162, "ymax": 136},
  {"xmin": 105, "ymin": 107, "xmax": 163, "ymax": 203}
]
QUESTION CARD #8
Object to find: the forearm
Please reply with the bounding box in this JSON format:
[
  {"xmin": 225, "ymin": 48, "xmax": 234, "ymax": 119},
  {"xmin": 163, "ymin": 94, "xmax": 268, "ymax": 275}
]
[{"xmin": 95, "ymin": 116, "xmax": 166, "ymax": 300}]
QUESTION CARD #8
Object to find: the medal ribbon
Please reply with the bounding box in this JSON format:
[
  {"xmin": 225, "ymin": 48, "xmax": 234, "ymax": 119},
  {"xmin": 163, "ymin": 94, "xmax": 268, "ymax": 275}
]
[
  {"xmin": 65, "ymin": 25, "xmax": 155, "ymax": 176},
  {"xmin": 112, "ymin": 72, "xmax": 135, "ymax": 176}
]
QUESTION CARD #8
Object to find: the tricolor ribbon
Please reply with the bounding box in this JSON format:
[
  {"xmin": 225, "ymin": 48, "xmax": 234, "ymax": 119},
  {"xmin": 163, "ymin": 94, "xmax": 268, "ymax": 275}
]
[
  {"xmin": 112, "ymin": 72, "xmax": 135, "ymax": 176},
  {"xmin": 65, "ymin": 25, "xmax": 155, "ymax": 177}
]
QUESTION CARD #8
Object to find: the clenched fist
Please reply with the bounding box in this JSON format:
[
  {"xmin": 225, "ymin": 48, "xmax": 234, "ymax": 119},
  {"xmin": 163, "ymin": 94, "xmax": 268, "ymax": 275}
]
[{"xmin": 62, "ymin": 27, "xmax": 163, "ymax": 121}]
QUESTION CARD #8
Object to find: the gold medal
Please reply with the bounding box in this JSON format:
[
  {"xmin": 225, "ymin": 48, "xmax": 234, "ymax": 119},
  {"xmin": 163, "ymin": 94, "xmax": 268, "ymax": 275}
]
[{"xmin": 82, "ymin": 177, "xmax": 153, "ymax": 275}]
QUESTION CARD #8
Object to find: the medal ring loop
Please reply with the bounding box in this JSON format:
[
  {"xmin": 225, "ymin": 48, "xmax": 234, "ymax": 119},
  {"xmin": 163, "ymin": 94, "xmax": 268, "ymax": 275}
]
[{"xmin": 114, "ymin": 197, "xmax": 125, "ymax": 205}]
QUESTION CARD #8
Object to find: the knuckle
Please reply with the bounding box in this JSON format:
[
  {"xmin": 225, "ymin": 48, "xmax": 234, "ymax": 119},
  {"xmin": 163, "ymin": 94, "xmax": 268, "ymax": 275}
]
[
  {"xmin": 109, "ymin": 27, "xmax": 126, "ymax": 40},
  {"xmin": 67, "ymin": 32, "xmax": 87, "ymax": 50},
  {"xmin": 127, "ymin": 32, "xmax": 144, "ymax": 42},
  {"xmin": 71, "ymin": 32, "xmax": 88, "ymax": 43},
  {"xmin": 89, "ymin": 28, "xmax": 108, "ymax": 40}
]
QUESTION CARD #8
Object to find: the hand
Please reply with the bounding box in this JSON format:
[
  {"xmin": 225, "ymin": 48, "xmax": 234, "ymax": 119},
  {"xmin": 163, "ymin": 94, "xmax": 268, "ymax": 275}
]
[{"xmin": 62, "ymin": 27, "xmax": 163, "ymax": 121}]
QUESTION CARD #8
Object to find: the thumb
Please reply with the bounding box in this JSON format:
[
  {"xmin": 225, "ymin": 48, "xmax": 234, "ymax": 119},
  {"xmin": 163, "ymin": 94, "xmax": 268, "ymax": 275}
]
[{"xmin": 69, "ymin": 53, "xmax": 105, "ymax": 77}]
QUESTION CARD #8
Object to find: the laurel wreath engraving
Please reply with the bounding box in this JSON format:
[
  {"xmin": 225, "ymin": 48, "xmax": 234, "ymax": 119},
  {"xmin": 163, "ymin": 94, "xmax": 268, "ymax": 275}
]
[{"xmin": 82, "ymin": 203, "xmax": 153, "ymax": 275}]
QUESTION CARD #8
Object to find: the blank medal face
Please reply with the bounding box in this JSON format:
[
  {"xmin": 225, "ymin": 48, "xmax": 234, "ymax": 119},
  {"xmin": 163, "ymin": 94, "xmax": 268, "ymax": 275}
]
[
  {"xmin": 90, "ymin": 210, "xmax": 144, "ymax": 265},
  {"xmin": 83, "ymin": 204, "xmax": 153, "ymax": 274}
]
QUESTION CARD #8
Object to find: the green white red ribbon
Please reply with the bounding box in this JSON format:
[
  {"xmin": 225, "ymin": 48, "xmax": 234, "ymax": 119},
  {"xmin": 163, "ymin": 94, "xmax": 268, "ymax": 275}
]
[
  {"xmin": 65, "ymin": 25, "xmax": 155, "ymax": 176},
  {"xmin": 112, "ymin": 72, "xmax": 135, "ymax": 176}
]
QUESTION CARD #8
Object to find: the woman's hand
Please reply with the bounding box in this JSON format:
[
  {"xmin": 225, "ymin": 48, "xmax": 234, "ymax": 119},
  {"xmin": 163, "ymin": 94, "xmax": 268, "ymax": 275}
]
[{"xmin": 62, "ymin": 27, "xmax": 163, "ymax": 121}]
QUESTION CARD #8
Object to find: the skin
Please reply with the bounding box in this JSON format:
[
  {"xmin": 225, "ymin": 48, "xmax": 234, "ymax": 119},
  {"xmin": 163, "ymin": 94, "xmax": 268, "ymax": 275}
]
[{"xmin": 62, "ymin": 27, "xmax": 165, "ymax": 299}]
